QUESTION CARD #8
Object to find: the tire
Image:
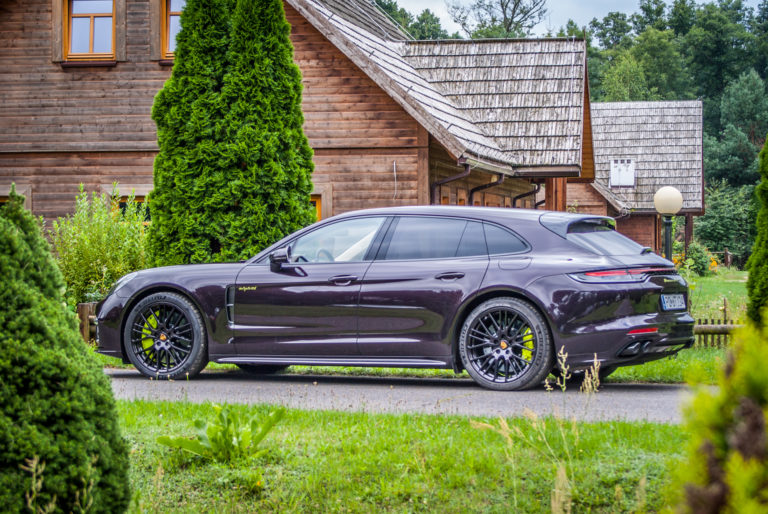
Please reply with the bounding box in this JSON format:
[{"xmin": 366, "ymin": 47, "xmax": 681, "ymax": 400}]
[
  {"xmin": 123, "ymin": 292, "xmax": 208, "ymax": 380},
  {"xmin": 459, "ymin": 297, "xmax": 553, "ymax": 391},
  {"xmin": 236, "ymin": 364, "xmax": 288, "ymax": 375}
]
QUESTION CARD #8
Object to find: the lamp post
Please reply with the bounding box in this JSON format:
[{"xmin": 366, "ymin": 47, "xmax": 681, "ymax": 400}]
[{"xmin": 653, "ymin": 186, "xmax": 683, "ymax": 261}]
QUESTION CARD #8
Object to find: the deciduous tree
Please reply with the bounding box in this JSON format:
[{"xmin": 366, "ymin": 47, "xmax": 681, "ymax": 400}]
[{"xmin": 448, "ymin": 0, "xmax": 547, "ymax": 38}]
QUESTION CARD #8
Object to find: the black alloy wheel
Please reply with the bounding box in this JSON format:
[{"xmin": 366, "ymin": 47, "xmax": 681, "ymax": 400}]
[
  {"xmin": 123, "ymin": 292, "xmax": 208, "ymax": 379},
  {"xmin": 459, "ymin": 297, "xmax": 553, "ymax": 391}
]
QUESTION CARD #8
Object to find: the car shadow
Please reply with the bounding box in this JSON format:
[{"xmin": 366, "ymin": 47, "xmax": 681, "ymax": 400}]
[{"xmin": 105, "ymin": 367, "xmax": 690, "ymax": 392}]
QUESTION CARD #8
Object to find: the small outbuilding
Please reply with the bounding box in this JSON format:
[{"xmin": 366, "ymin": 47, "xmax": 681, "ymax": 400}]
[{"xmin": 566, "ymin": 100, "xmax": 704, "ymax": 252}]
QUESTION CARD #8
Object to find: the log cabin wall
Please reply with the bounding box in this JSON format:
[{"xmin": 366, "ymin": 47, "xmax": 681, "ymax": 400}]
[
  {"xmin": 0, "ymin": 0, "xmax": 530, "ymax": 223},
  {"xmin": 428, "ymin": 138, "xmax": 533, "ymax": 208},
  {"xmin": 0, "ymin": 0, "xmax": 166, "ymax": 223}
]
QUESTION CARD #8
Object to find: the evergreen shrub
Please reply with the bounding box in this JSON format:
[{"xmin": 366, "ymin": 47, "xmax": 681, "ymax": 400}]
[
  {"xmin": 676, "ymin": 319, "xmax": 768, "ymax": 511},
  {"xmin": 0, "ymin": 188, "xmax": 131, "ymax": 513},
  {"xmin": 747, "ymin": 136, "xmax": 768, "ymax": 324},
  {"xmin": 148, "ymin": 0, "xmax": 315, "ymax": 266},
  {"xmin": 51, "ymin": 185, "xmax": 148, "ymax": 305}
]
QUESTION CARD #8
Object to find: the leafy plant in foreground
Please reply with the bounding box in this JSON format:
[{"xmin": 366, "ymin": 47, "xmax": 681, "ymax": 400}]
[
  {"xmin": 673, "ymin": 319, "xmax": 768, "ymax": 511},
  {"xmin": 51, "ymin": 185, "xmax": 147, "ymax": 305},
  {"xmin": 157, "ymin": 405, "xmax": 285, "ymax": 463}
]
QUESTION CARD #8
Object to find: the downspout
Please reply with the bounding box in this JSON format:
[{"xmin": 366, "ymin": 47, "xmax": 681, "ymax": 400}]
[
  {"xmin": 468, "ymin": 173, "xmax": 505, "ymax": 206},
  {"xmin": 512, "ymin": 182, "xmax": 541, "ymax": 208},
  {"xmin": 430, "ymin": 159, "xmax": 471, "ymax": 204}
]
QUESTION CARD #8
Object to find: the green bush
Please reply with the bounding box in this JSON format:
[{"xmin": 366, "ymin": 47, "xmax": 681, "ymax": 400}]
[
  {"xmin": 0, "ymin": 188, "xmax": 130, "ymax": 512},
  {"xmin": 674, "ymin": 319, "xmax": 768, "ymax": 511},
  {"xmin": 684, "ymin": 240, "xmax": 715, "ymax": 276},
  {"xmin": 747, "ymin": 136, "xmax": 768, "ymax": 324},
  {"xmin": 51, "ymin": 185, "xmax": 147, "ymax": 305},
  {"xmin": 148, "ymin": 0, "xmax": 314, "ymax": 266}
]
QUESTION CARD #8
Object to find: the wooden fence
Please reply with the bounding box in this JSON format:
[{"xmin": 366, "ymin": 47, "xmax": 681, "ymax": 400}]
[{"xmin": 694, "ymin": 318, "xmax": 742, "ymax": 348}]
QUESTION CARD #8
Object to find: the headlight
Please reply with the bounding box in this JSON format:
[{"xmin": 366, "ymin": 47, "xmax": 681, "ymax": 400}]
[{"xmin": 109, "ymin": 272, "xmax": 138, "ymax": 298}]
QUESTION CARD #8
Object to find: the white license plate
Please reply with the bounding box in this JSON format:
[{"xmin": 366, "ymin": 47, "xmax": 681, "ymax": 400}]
[{"xmin": 661, "ymin": 294, "xmax": 686, "ymax": 311}]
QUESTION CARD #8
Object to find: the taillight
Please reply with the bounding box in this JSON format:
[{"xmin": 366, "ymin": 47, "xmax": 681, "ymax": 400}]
[{"xmin": 569, "ymin": 267, "xmax": 674, "ymax": 283}]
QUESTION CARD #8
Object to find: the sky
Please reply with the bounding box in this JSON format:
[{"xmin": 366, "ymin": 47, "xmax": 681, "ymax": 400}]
[{"xmin": 404, "ymin": 0, "xmax": 763, "ymax": 37}]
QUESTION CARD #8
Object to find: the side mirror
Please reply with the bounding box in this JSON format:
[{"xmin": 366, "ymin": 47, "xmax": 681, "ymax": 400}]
[{"xmin": 269, "ymin": 246, "xmax": 292, "ymax": 272}]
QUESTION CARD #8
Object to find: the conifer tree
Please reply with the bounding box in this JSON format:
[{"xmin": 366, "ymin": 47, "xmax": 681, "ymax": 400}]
[
  {"xmin": 747, "ymin": 136, "xmax": 768, "ymax": 324},
  {"xmin": 0, "ymin": 187, "xmax": 130, "ymax": 512},
  {"xmin": 148, "ymin": 0, "xmax": 314, "ymax": 265}
]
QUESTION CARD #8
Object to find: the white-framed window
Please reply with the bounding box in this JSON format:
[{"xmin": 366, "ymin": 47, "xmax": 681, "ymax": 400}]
[{"xmin": 609, "ymin": 158, "xmax": 635, "ymax": 187}]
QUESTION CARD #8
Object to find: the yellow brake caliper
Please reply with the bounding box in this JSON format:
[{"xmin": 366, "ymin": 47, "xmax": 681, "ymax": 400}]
[
  {"xmin": 521, "ymin": 327, "xmax": 534, "ymax": 362},
  {"xmin": 142, "ymin": 312, "xmax": 159, "ymax": 359}
]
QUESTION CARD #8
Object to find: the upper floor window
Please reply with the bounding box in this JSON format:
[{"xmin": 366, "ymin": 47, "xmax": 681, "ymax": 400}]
[
  {"xmin": 65, "ymin": 0, "xmax": 115, "ymax": 60},
  {"xmin": 163, "ymin": 0, "xmax": 186, "ymax": 58}
]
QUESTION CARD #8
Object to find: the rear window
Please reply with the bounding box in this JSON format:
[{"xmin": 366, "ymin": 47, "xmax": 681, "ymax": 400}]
[{"xmin": 566, "ymin": 220, "xmax": 645, "ymax": 256}]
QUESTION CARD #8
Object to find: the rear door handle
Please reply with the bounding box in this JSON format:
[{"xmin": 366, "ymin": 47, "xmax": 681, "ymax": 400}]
[
  {"xmin": 435, "ymin": 272, "xmax": 465, "ymax": 281},
  {"xmin": 329, "ymin": 275, "xmax": 358, "ymax": 286}
]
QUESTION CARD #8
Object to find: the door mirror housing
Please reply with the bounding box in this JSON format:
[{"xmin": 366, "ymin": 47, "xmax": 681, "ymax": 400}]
[{"xmin": 269, "ymin": 246, "xmax": 292, "ymax": 272}]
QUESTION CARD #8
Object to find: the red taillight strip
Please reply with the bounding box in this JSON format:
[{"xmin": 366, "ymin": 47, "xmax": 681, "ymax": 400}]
[
  {"xmin": 627, "ymin": 328, "xmax": 659, "ymax": 335},
  {"xmin": 585, "ymin": 267, "xmax": 674, "ymax": 277}
]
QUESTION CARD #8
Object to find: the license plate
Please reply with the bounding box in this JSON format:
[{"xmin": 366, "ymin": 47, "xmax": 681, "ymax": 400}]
[{"xmin": 661, "ymin": 294, "xmax": 686, "ymax": 311}]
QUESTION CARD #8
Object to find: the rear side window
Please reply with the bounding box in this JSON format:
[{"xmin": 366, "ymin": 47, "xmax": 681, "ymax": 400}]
[
  {"xmin": 483, "ymin": 223, "xmax": 528, "ymax": 255},
  {"xmin": 566, "ymin": 220, "xmax": 644, "ymax": 256},
  {"xmin": 381, "ymin": 217, "xmax": 486, "ymax": 260}
]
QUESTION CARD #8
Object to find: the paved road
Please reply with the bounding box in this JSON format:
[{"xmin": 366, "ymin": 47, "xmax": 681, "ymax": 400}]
[{"xmin": 107, "ymin": 369, "xmax": 696, "ymax": 423}]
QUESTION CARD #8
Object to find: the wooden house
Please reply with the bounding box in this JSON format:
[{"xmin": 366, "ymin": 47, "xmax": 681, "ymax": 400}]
[
  {"xmin": 566, "ymin": 100, "xmax": 704, "ymax": 251},
  {"xmin": 0, "ymin": 0, "xmax": 593, "ymax": 224}
]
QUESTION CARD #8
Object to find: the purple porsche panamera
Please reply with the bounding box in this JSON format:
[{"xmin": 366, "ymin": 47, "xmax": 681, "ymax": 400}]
[{"xmin": 96, "ymin": 206, "xmax": 694, "ymax": 391}]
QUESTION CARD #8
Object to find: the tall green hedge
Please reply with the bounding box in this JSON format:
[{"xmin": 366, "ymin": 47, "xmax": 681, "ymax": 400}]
[
  {"xmin": 0, "ymin": 188, "xmax": 130, "ymax": 513},
  {"xmin": 148, "ymin": 0, "xmax": 314, "ymax": 265},
  {"xmin": 747, "ymin": 136, "xmax": 768, "ymax": 324}
]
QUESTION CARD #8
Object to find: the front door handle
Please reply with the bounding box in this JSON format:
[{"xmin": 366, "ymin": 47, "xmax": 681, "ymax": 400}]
[
  {"xmin": 329, "ymin": 275, "xmax": 358, "ymax": 286},
  {"xmin": 435, "ymin": 272, "xmax": 465, "ymax": 281}
]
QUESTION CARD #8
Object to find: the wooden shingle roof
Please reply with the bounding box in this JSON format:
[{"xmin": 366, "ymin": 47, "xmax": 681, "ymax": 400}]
[
  {"xmin": 591, "ymin": 101, "xmax": 704, "ymax": 213},
  {"xmin": 289, "ymin": 0, "xmax": 589, "ymax": 177}
]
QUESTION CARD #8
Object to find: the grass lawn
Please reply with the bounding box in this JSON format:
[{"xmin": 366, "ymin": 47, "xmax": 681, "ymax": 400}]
[
  {"xmin": 120, "ymin": 400, "xmax": 687, "ymax": 513},
  {"xmin": 687, "ymin": 268, "xmax": 748, "ymax": 320}
]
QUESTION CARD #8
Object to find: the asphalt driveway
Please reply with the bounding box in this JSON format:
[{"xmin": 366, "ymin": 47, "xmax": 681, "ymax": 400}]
[{"xmin": 107, "ymin": 368, "xmax": 695, "ymax": 423}]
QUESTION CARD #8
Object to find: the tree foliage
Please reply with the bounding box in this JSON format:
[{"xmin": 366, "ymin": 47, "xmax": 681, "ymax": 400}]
[
  {"xmin": 448, "ymin": 0, "xmax": 547, "ymax": 38},
  {"xmin": 0, "ymin": 187, "xmax": 130, "ymax": 513},
  {"xmin": 676, "ymin": 319, "xmax": 768, "ymax": 510},
  {"xmin": 589, "ymin": 12, "xmax": 633, "ymax": 49},
  {"xmin": 694, "ymin": 181, "xmax": 757, "ymax": 265},
  {"xmin": 375, "ymin": 1, "xmax": 458, "ymax": 39},
  {"xmin": 148, "ymin": 0, "xmax": 315, "ymax": 265},
  {"xmin": 747, "ymin": 137, "xmax": 768, "ymax": 324},
  {"xmin": 601, "ymin": 53, "xmax": 657, "ymax": 102}
]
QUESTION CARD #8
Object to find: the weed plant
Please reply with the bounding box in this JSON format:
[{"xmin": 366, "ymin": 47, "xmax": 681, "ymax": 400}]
[{"xmin": 51, "ymin": 185, "xmax": 147, "ymax": 305}]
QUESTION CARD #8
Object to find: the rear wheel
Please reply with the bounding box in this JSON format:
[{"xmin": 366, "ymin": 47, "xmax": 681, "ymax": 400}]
[
  {"xmin": 459, "ymin": 297, "xmax": 553, "ymax": 391},
  {"xmin": 123, "ymin": 292, "xmax": 208, "ymax": 380},
  {"xmin": 236, "ymin": 364, "xmax": 288, "ymax": 375}
]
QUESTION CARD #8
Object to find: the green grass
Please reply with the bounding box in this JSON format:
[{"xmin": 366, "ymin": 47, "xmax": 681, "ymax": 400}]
[
  {"xmin": 687, "ymin": 268, "xmax": 748, "ymax": 320},
  {"xmin": 608, "ymin": 346, "xmax": 725, "ymax": 385},
  {"xmin": 119, "ymin": 400, "xmax": 687, "ymax": 513}
]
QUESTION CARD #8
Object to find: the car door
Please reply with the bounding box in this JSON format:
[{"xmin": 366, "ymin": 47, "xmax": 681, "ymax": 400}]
[
  {"xmin": 232, "ymin": 216, "xmax": 388, "ymax": 357},
  {"xmin": 357, "ymin": 216, "xmax": 490, "ymax": 357}
]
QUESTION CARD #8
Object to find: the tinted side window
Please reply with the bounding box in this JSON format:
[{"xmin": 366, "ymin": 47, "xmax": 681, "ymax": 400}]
[
  {"xmin": 456, "ymin": 221, "xmax": 487, "ymax": 257},
  {"xmin": 382, "ymin": 217, "xmax": 485, "ymax": 260},
  {"xmin": 291, "ymin": 216, "xmax": 386, "ymax": 263},
  {"xmin": 484, "ymin": 223, "xmax": 528, "ymax": 255}
]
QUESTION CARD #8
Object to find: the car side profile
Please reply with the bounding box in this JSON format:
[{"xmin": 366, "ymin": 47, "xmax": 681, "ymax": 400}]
[{"xmin": 96, "ymin": 206, "xmax": 694, "ymax": 390}]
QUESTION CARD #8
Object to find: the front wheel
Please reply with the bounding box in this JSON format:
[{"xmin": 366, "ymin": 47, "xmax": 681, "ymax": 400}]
[
  {"xmin": 123, "ymin": 292, "xmax": 208, "ymax": 380},
  {"xmin": 459, "ymin": 298, "xmax": 553, "ymax": 391}
]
